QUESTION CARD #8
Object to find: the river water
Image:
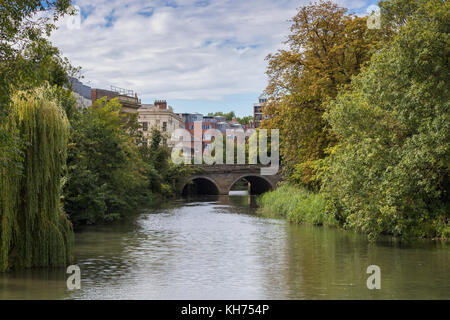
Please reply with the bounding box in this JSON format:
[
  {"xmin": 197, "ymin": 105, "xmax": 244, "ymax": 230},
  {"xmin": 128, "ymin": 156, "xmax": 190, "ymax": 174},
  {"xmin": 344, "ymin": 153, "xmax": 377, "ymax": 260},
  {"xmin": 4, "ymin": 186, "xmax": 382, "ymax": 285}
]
[{"xmin": 0, "ymin": 192, "xmax": 449, "ymax": 299}]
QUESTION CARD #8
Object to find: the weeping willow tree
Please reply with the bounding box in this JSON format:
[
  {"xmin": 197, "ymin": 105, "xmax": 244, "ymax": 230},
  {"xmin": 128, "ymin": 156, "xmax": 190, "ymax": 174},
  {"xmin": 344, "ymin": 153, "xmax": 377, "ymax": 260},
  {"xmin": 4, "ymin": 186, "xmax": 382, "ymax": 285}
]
[{"xmin": 0, "ymin": 86, "xmax": 73, "ymax": 271}]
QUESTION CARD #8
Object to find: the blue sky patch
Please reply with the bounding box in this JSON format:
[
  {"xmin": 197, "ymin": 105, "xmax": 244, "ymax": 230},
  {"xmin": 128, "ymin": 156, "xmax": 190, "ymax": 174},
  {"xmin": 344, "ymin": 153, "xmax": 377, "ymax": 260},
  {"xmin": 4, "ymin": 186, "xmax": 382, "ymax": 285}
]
[
  {"xmin": 104, "ymin": 9, "xmax": 116, "ymax": 27},
  {"xmin": 195, "ymin": 0, "xmax": 210, "ymax": 7},
  {"xmin": 138, "ymin": 7, "xmax": 155, "ymax": 17}
]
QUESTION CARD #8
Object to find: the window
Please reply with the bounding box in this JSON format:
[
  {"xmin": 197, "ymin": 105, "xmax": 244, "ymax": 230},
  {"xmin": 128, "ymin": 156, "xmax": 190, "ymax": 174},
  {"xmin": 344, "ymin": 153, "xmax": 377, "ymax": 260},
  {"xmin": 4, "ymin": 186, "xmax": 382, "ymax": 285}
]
[
  {"xmin": 162, "ymin": 122, "xmax": 167, "ymax": 132},
  {"xmin": 142, "ymin": 122, "xmax": 148, "ymax": 131}
]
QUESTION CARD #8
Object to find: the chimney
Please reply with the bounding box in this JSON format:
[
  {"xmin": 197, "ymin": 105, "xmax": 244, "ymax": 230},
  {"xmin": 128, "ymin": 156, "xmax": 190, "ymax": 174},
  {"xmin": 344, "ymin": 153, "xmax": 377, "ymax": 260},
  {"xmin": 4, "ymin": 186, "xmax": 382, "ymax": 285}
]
[
  {"xmin": 154, "ymin": 100, "xmax": 167, "ymax": 110},
  {"xmin": 91, "ymin": 89, "xmax": 97, "ymax": 102}
]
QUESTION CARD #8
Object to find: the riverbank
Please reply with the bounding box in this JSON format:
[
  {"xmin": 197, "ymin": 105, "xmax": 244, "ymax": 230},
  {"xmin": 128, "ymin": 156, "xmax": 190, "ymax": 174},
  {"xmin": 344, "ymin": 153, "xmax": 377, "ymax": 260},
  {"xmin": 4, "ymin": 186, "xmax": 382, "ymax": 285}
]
[
  {"xmin": 258, "ymin": 184, "xmax": 450, "ymax": 242},
  {"xmin": 257, "ymin": 184, "xmax": 337, "ymax": 227}
]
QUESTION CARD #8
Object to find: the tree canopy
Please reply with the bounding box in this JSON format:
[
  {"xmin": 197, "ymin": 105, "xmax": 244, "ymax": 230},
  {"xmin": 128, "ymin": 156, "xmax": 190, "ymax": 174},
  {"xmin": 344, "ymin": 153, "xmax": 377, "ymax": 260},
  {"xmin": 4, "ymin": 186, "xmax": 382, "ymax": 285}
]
[
  {"xmin": 262, "ymin": 0, "xmax": 383, "ymax": 188},
  {"xmin": 323, "ymin": 0, "xmax": 449, "ymax": 240},
  {"xmin": 1, "ymin": 0, "xmax": 76, "ymax": 169},
  {"xmin": 0, "ymin": 86, "xmax": 73, "ymax": 271}
]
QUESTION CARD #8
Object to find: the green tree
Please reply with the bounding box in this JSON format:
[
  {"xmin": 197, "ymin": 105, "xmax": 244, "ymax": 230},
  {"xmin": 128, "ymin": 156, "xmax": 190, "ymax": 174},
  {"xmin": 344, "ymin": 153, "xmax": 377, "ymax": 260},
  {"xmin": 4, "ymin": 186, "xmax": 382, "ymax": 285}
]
[
  {"xmin": 139, "ymin": 127, "xmax": 192, "ymax": 194},
  {"xmin": 0, "ymin": 86, "xmax": 73, "ymax": 271},
  {"xmin": 0, "ymin": 1, "xmax": 76, "ymax": 271},
  {"xmin": 323, "ymin": 0, "xmax": 449, "ymax": 240},
  {"xmin": 207, "ymin": 111, "xmax": 236, "ymax": 121},
  {"xmin": 64, "ymin": 97, "xmax": 150, "ymax": 225},
  {"xmin": 262, "ymin": 0, "xmax": 382, "ymax": 188},
  {"xmin": 238, "ymin": 115, "xmax": 253, "ymax": 125},
  {"xmin": 1, "ymin": 1, "xmax": 75, "ymax": 168},
  {"xmin": 207, "ymin": 111, "xmax": 253, "ymax": 125}
]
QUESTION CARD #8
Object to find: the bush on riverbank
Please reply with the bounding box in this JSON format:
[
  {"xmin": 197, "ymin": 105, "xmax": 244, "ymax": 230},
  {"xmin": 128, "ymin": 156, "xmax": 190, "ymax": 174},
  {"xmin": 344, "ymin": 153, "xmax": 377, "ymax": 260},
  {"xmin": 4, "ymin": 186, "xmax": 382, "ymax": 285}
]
[{"xmin": 258, "ymin": 184, "xmax": 336, "ymax": 227}]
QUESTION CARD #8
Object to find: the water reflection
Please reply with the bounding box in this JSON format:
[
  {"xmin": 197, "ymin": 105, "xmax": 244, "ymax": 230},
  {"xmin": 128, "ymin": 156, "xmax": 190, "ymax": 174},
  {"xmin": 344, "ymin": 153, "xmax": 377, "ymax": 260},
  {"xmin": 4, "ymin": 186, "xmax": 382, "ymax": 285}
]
[{"xmin": 0, "ymin": 194, "xmax": 448, "ymax": 299}]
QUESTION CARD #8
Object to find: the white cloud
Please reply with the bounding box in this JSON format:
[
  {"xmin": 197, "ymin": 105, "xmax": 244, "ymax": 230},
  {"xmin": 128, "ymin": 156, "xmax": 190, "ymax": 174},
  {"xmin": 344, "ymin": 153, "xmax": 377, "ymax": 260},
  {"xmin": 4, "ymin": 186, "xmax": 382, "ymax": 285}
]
[{"xmin": 51, "ymin": 0, "xmax": 372, "ymax": 102}]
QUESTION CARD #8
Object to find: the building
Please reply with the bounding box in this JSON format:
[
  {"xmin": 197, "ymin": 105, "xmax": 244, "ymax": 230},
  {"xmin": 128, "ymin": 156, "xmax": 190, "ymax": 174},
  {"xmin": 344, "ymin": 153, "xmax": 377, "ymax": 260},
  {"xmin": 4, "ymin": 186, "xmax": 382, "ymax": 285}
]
[
  {"xmin": 253, "ymin": 95, "xmax": 268, "ymax": 128},
  {"xmin": 91, "ymin": 86, "xmax": 141, "ymax": 113},
  {"xmin": 216, "ymin": 121, "xmax": 230, "ymax": 133},
  {"xmin": 200, "ymin": 116, "xmax": 218, "ymax": 150},
  {"xmin": 178, "ymin": 113, "xmax": 217, "ymax": 152},
  {"xmin": 68, "ymin": 77, "xmax": 92, "ymax": 108},
  {"xmin": 214, "ymin": 115, "xmax": 227, "ymax": 123},
  {"xmin": 179, "ymin": 113, "xmax": 203, "ymax": 132},
  {"xmin": 138, "ymin": 100, "xmax": 183, "ymax": 147}
]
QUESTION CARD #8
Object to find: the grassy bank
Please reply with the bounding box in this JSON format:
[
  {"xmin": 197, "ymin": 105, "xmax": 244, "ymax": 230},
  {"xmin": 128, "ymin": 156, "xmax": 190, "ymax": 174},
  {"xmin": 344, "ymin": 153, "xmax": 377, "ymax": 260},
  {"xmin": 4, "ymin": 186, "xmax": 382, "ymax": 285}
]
[{"xmin": 258, "ymin": 184, "xmax": 337, "ymax": 227}]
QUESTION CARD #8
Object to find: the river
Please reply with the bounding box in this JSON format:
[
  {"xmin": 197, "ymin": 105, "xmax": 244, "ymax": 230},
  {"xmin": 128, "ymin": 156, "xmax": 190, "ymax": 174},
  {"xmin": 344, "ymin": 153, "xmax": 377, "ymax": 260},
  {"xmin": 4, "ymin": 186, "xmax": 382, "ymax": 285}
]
[{"xmin": 0, "ymin": 192, "xmax": 449, "ymax": 299}]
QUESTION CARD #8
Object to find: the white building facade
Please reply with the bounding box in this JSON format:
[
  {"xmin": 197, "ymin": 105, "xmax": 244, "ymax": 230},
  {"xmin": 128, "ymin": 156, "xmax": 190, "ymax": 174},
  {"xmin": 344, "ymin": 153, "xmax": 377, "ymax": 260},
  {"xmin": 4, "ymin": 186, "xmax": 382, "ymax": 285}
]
[{"xmin": 138, "ymin": 100, "xmax": 183, "ymax": 148}]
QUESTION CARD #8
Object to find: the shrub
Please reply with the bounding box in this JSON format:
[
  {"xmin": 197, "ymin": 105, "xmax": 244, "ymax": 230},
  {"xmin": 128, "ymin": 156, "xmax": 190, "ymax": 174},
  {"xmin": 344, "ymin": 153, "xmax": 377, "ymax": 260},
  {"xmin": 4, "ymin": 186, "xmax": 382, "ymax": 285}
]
[{"xmin": 258, "ymin": 184, "xmax": 336, "ymax": 227}]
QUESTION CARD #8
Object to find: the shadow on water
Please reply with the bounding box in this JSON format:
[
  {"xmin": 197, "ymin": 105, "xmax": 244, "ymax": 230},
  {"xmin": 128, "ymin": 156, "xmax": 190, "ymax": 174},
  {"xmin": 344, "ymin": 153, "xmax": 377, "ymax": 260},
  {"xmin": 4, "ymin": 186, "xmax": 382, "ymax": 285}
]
[{"xmin": 180, "ymin": 190, "xmax": 259, "ymax": 215}]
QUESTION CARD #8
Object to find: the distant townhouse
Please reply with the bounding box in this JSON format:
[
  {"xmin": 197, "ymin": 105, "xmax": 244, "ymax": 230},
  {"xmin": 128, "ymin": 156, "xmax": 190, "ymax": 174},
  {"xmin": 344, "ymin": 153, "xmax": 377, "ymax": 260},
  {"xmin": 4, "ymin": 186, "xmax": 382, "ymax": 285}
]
[
  {"xmin": 253, "ymin": 95, "xmax": 269, "ymax": 128},
  {"xmin": 177, "ymin": 113, "xmax": 203, "ymax": 155},
  {"xmin": 180, "ymin": 113, "xmax": 203, "ymax": 132},
  {"xmin": 214, "ymin": 116, "xmax": 227, "ymax": 123},
  {"xmin": 216, "ymin": 121, "xmax": 230, "ymax": 133},
  {"xmin": 177, "ymin": 112, "xmax": 253, "ymax": 155},
  {"xmin": 91, "ymin": 86, "xmax": 141, "ymax": 113},
  {"xmin": 68, "ymin": 77, "xmax": 92, "ymax": 108},
  {"xmin": 138, "ymin": 100, "xmax": 183, "ymax": 147},
  {"xmin": 178, "ymin": 113, "xmax": 218, "ymax": 152}
]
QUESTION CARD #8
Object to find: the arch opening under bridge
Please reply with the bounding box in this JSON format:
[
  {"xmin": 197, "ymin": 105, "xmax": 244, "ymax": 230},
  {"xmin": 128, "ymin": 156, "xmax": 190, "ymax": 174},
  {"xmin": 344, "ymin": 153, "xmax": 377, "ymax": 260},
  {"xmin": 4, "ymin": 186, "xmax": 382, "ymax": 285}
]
[
  {"xmin": 228, "ymin": 175, "xmax": 274, "ymax": 195},
  {"xmin": 181, "ymin": 177, "xmax": 220, "ymax": 196}
]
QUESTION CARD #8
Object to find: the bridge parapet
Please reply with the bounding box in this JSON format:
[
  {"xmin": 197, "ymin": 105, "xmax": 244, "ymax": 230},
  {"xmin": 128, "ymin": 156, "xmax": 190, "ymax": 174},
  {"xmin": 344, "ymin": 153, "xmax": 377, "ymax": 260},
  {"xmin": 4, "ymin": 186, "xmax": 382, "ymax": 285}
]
[{"xmin": 187, "ymin": 164, "xmax": 272, "ymax": 174}]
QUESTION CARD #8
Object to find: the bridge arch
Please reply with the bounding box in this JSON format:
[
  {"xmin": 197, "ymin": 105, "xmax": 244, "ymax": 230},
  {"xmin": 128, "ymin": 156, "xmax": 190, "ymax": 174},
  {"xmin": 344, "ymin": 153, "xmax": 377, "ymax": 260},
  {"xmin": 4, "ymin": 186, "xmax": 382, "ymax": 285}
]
[
  {"xmin": 228, "ymin": 174, "xmax": 275, "ymax": 195},
  {"xmin": 181, "ymin": 176, "xmax": 220, "ymax": 196}
]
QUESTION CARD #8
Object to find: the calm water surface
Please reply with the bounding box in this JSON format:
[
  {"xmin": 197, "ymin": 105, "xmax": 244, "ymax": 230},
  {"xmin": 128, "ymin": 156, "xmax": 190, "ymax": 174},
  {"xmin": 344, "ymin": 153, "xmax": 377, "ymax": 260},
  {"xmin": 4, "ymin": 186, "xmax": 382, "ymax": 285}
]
[{"xmin": 1, "ymin": 192, "xmax": 449, "ymax": 299}]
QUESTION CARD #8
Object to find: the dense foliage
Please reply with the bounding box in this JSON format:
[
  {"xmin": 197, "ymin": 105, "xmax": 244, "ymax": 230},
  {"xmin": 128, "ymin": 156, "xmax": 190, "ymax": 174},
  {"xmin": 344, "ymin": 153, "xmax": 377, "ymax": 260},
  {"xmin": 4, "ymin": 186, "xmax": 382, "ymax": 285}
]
[
  {"xmin": 1, "ymin": 1, "xmax": 74, "ymax": 168},
  {"xmin": 323, "ymin": 0, "xmax": 449, "ymax": 240},
  {"xmin": 63, "ymin": 97, "xmax": 149, "ymax": 225},
  {"xmin": 0, "ymin": 87, "xmax": 73, "ymax": 271},
  {"xmin": 0, "ymin": 1, "xmax": 76, "ymax": 271},
  {"xmin": 139, "ymin": 127, "xmax": 192, "ymax": 195},
  {"xmin": 262, "ymin": 0, "xmax": 383, "ymax": 188},
  {"xmin": 259, "ymin": 184, "xmax": 335, "ymax": 227},
  {"xmin": 63, "ymin": 97, "xmax": 190, "ymax": 226},
  {"xmin": 260, "ymin": 0, "xmax": 449, "ymax": 241}
]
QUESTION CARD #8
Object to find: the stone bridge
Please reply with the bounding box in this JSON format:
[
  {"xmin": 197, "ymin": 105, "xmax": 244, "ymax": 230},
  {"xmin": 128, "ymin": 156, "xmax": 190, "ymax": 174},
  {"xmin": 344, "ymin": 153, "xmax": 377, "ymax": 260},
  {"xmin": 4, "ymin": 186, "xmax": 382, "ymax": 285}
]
[{"xmin": 178, "ymin": 164, "xmax": 281, "ymax": 195}]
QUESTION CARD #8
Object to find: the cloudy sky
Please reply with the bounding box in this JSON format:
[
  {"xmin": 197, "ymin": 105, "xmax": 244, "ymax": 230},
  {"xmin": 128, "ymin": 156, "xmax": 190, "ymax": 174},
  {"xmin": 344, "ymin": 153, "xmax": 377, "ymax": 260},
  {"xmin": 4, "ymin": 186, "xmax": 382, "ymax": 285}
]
[{"xmin": 51, "ymin": 0, "xmax": 378, "ymax": 117}]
